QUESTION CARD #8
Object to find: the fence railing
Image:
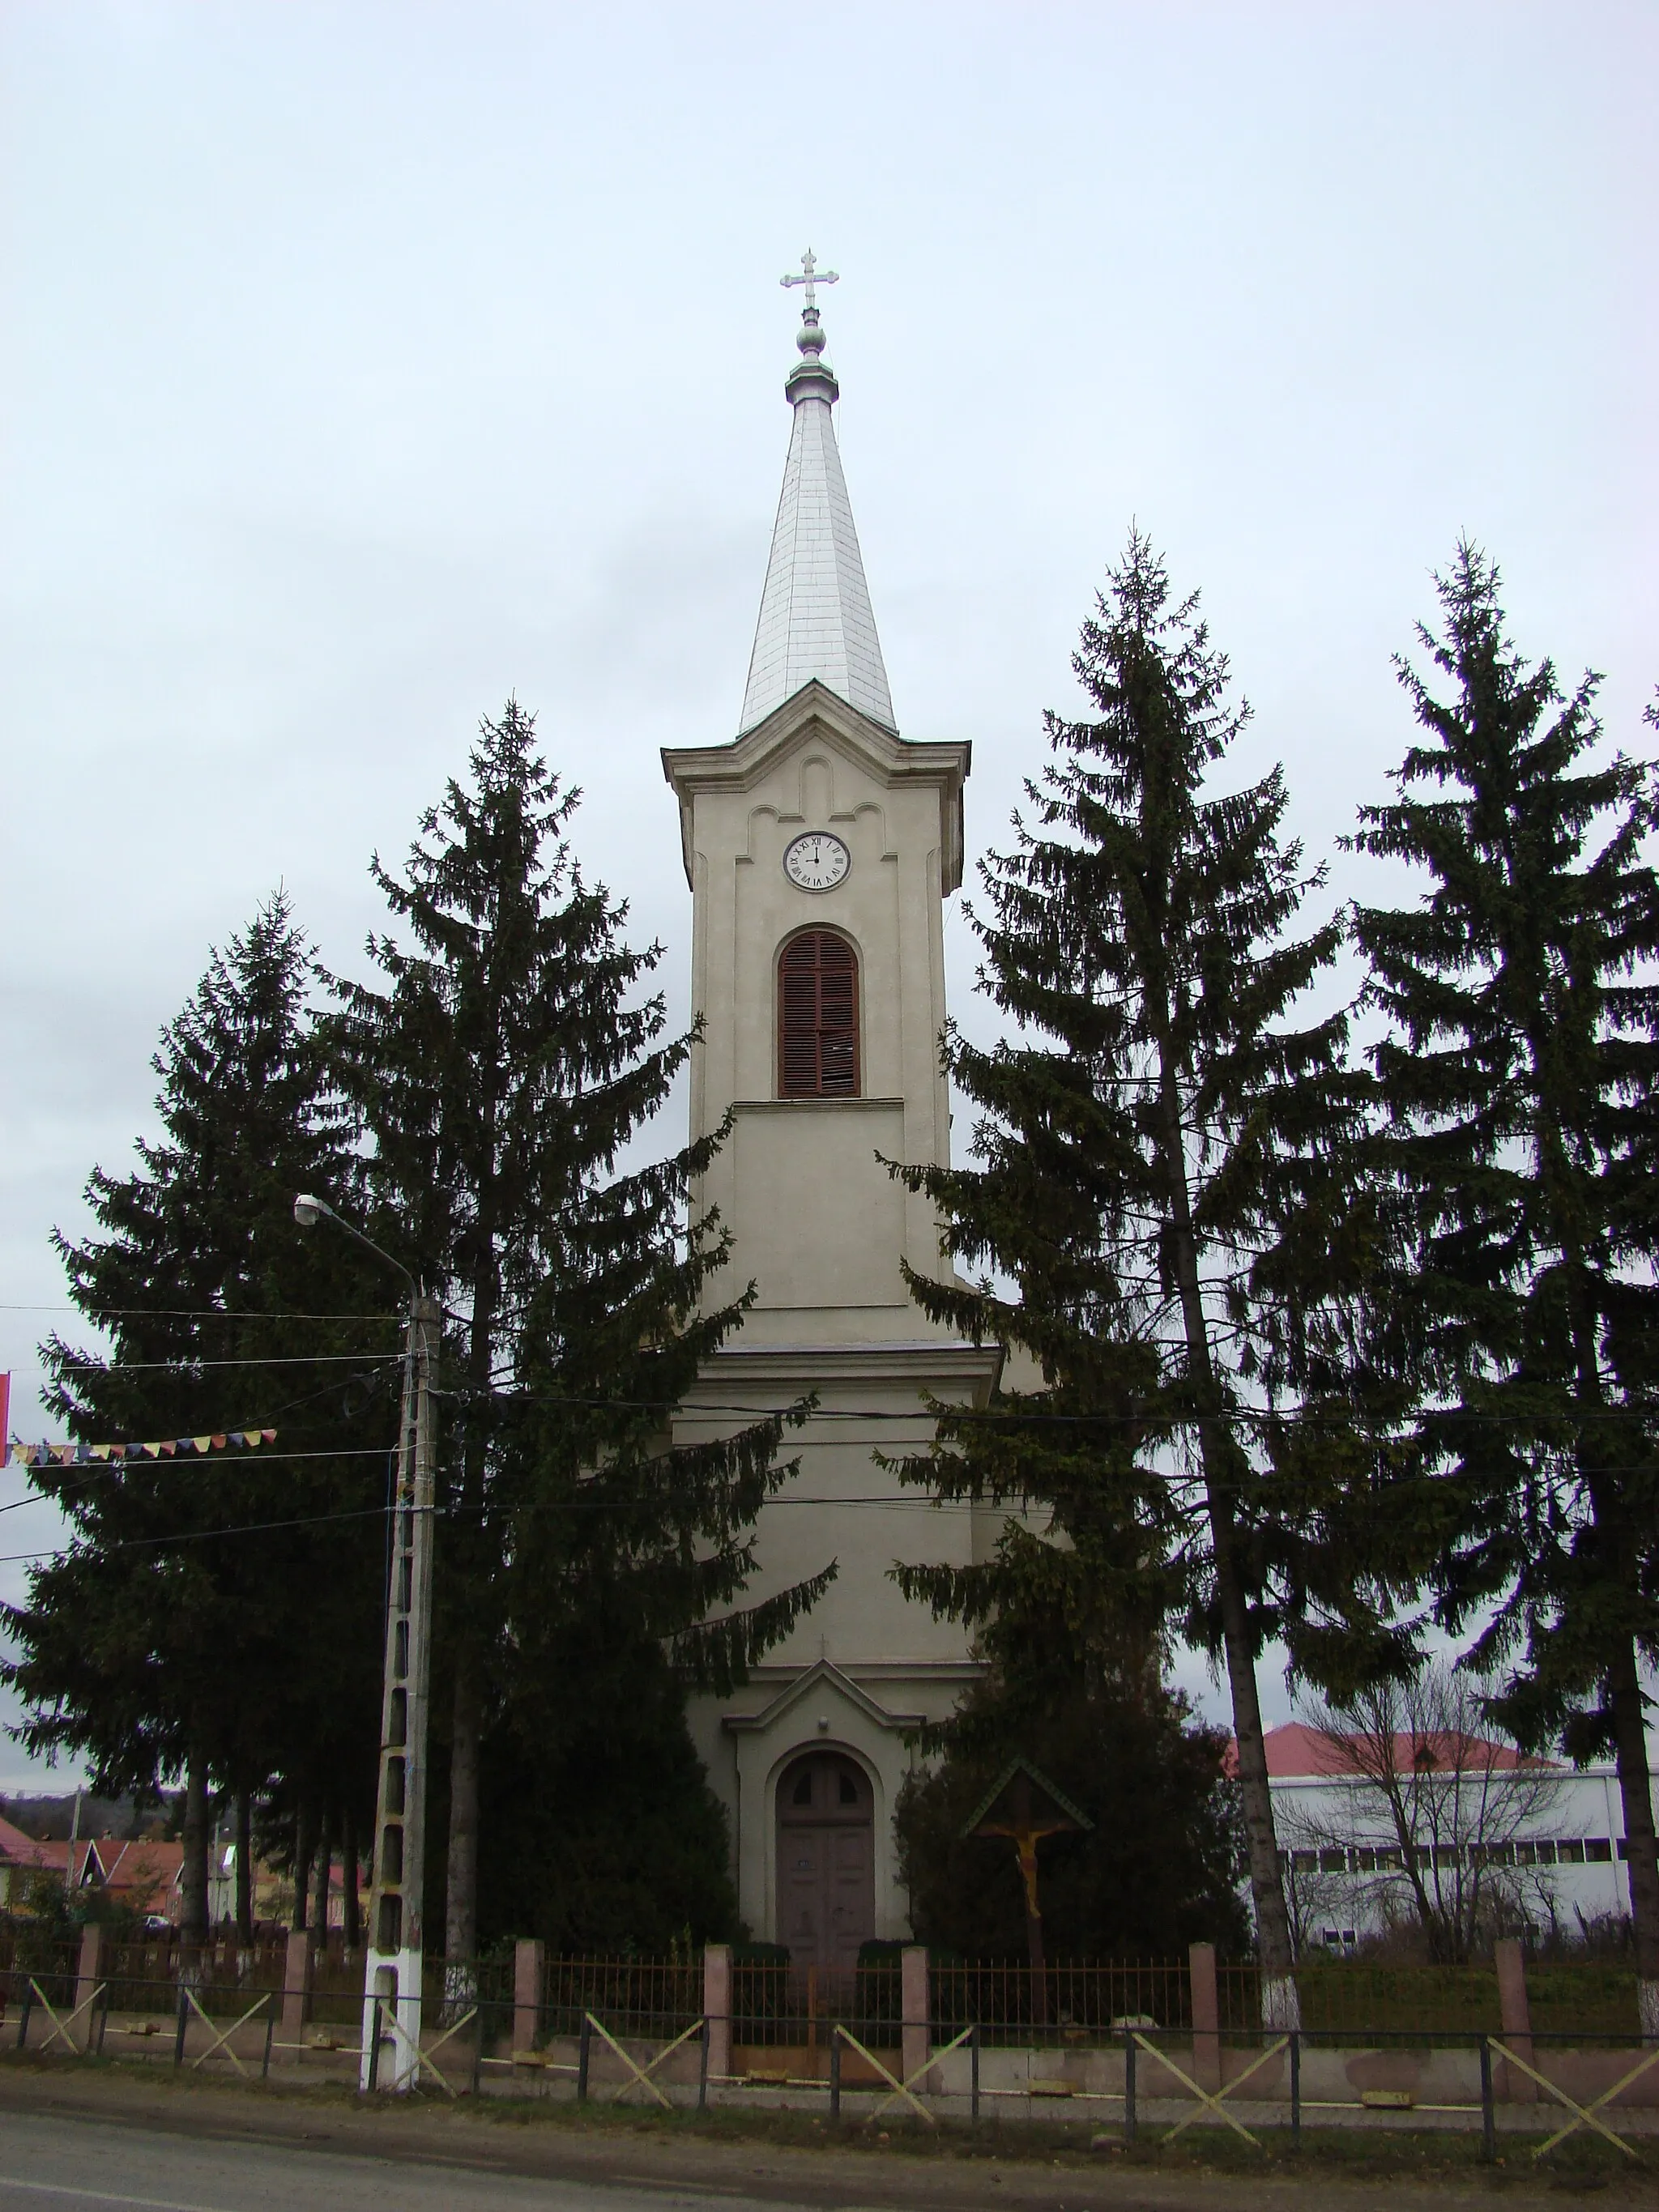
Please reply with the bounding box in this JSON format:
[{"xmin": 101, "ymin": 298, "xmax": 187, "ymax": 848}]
[
  {"xmin": 729, "ymin": 1962, "xmax": 901, "ymax": 2050},
  {"xmin": 0, "ymin": 1938, "xmax": 1648, "ymax": 2065},
  {"xmin": 932, "ymin": 1960, "xmax": 1200, "ymax": 2045},
  {"xmin": 0, "ymin": 1937, "xmax": 80, "ymax": 1995},
  {"xmin": 538, "ymin": 1957, "xmax": 701, "ymax": 2041}
]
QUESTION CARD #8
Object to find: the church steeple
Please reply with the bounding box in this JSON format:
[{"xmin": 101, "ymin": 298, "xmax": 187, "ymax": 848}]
[{"xmin": 738, "ymin": 254, "xmax": 896, "ymax": 736}]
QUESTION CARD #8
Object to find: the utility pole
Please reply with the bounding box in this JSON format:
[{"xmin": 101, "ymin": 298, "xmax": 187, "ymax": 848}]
[
  {"xmin": 291, "ymin": 1196, "xmax": 439, "ymax": 2097},
  {"xmin": 360, "ymin": 1292, "xmax": 439, "ymax": 2092}
]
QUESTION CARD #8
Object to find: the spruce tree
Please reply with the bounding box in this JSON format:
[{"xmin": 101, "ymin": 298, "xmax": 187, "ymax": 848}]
[
  {"xmin": 1352, "ymin": 547, "xmax": 1659, "ymax": 2028},
  {"xmin": 893, "ymin": 1564, "xmax": 1249, "ymax": 1959},
  {"xmin": 476, "ymin": 1617, "xmax": 740, "ymax": 1951},
  {"xmin": 327, "ymin": 701, "xmax": 830, "ymax": 1978},
  {"xmin": 4, "ymin": 895, "xmax": 391, "ymax": 1939},
  {"xmin": 888, "ymin": 533, "xmax": 1378, "ymax": 2022}
]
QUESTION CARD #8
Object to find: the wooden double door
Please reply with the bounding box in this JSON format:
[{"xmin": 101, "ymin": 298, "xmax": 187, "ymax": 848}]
[{"xmin": 776, "ymin": 1752, "xmax": 875, "ymax": 1971}]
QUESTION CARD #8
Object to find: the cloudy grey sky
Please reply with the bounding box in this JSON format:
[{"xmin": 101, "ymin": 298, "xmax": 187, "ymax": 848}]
[{"xmin": 2, "ymin": 2, "xmax": 1655, "ymax": 1778}]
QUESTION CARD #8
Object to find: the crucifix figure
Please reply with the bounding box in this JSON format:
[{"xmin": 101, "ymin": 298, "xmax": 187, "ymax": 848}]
[
  {"xmin": 963, "ymin": 1758, "xmax": 1092, "ymax": 2028},
  {"xmin": 781, "ymin": 248, "xmax": 838, "ymax": 313}
]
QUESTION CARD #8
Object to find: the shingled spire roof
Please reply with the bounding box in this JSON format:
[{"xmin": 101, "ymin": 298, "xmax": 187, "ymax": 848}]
[{"xmin": 739, "ymin": 266, "xmax": 896, "ymax": 735}]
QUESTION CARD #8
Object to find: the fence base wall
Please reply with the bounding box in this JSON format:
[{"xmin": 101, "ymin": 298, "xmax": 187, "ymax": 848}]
[
  {"xmin": 924, "ymin": 2039, "xmax": 1659, "ymax": 2111},
  {"xmin": 472, "ymin": 2031, "xmax": 1659, "ymax": 2123}
]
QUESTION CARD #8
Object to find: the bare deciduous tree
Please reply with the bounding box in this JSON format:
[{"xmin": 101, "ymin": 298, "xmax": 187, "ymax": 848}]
[
  {"xmin": 1284, "ymin": 1666, "xmax": 1567, "ymax": 1962},
  {"xmin": 1278, "ymin": 1847, "xmax": 1354, "ymax": 1959}
]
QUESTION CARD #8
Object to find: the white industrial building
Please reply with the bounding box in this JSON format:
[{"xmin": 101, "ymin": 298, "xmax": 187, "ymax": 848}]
[{"xmin": 1263, "ymin": 1723, "xmax": 1649, "ymax": 1951}]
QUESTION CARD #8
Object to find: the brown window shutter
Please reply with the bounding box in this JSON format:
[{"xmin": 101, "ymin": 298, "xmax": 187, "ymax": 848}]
[{"xmin": 778, "ymin": 931, "xmax": 859, "ymax": 1097}]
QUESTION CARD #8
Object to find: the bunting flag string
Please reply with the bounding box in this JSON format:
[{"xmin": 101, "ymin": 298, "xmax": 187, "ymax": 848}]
[{"xmin": 7, "ymin": 1428, "xmax": 277, "ymax": 1469}]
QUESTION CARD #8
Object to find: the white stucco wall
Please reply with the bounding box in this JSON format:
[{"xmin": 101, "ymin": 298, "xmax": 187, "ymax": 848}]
[
  {"xmin": 663, "ymin": 684, "xmax": 996, "ymax": 1944},
  {"xmin": 1270, "ymin": 1764, "xmax": 1652, "ymax": 1945},
  {"xmin": 664, "ymin": 682, "xmax": 967, "ymax": 1350}
]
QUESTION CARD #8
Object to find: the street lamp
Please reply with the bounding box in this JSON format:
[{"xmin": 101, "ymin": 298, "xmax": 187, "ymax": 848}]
[
  {"xmin": 294, "ymin": 1193, "xmax": 437, "ymax": 2095},
  {"xmin": 292, "ymin": 1192, "xmax": 416, "ymax": 1296}
]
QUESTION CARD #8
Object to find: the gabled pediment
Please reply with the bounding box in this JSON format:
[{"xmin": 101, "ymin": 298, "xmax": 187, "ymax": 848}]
[
  {"xmin": 720, "ymin": 1657, "xmax": 925, "ymax": 1737},
  {"xmin": 662, "ymin": 681, "xmax": 970, "ymax": 892}
]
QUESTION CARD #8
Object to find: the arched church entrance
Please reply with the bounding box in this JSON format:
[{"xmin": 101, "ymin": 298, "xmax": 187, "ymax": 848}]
[{"xmin": 775, "ymin": 1751, "xmax": 875, "ymax": 1971}]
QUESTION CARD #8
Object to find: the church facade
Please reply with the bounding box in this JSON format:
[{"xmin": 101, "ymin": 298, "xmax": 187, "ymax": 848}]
[{"xmin": 662, "ymin": 274, "xmax": 1000, "ymax": 1964}]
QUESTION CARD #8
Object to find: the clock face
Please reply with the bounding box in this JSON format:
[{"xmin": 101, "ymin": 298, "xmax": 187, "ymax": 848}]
[{"xmin": 783, "ymin": 831, "xmax": 851, "ymax": 893}]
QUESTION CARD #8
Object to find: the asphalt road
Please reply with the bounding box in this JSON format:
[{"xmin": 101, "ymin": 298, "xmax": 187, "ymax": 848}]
[
  {"xmin": 0, "ymin": 2107, "xmax": 776, "ymax": 2212},
  {"xmin": 0, "ymin": 2070, "xmax": 1642, "ymax": 2212}
]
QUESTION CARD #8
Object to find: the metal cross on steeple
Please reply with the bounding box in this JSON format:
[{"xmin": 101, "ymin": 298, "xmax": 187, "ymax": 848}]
[{"xmin": 781, "ymin": 248, "xmax": 838, "ymax": 313}]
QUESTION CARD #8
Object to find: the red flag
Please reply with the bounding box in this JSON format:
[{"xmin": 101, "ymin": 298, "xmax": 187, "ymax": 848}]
[{"xmin": 0, "ymin": 1373, "xmax": 9, "ymax": 1448}]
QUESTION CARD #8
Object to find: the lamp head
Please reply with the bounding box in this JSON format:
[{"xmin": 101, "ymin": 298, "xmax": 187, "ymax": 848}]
[{"xmin": 293, "ymin": 1193, "xmax": 331, "ymax": 1230}]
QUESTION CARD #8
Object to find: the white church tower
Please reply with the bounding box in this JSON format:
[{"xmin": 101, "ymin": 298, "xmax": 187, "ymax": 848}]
[{"xmin": 663, "ymin": 259, "xmax": 1000, "ymax": 1963}]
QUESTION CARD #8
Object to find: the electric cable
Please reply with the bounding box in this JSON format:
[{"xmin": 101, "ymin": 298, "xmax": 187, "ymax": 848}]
[
  {"xmin": 5, "ymin": 1436, "xmax": 1639, "ymax": 1575},
  {"xmin": 52, "ymin": 1353, "xmax": 404, "ymax": 1373},
  {"xmin": 436, "ymin": 1387, "xmax": 1656, "ymax": 1432},
  {"xmin": 0, "ymin": 1491, "xmax": 1059, "ymax": 1568},
  {"xmin": 0, "ymin": 1502, "xmax": 398, "ymax": 1565},
  {"xmin": 2, "ymin": 1304, "xmax": 403, "ymax": 1320}
]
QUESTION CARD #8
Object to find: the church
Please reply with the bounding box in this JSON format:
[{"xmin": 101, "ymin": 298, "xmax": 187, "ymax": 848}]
[{"xmin": 663, "ymin": 261, "xmax": 1003, "ymax": 1965}]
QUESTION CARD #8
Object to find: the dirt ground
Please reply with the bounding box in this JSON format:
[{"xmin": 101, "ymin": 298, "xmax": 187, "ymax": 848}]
[{"xmin": 0, "ymin": 2051, "xmax": 1648, "ymax": 2212}]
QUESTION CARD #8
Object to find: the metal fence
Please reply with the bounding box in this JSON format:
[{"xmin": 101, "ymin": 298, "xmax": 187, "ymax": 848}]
[
  {"xmin": 508, "ymin": 1958, "xmax": 905, "ymax": 2066},
  {"xmin": 730, "ymin": 1960, "xmax": 901, "ymax": 2052},
  {"xmin": 1, "ymin": 1938, "xmax": 1649, "ymax": 2105},
  {"xmin": 0, "ymin": 1937, "xmax": 79, "ymax": 2010},
  {"xmin": 2, "ymin": 1945, "xmax": 1644, "ymax": 2039},
  {"xmin": 538, "ymin": 1957, "xmax": 701, "ymax": 2043},
  {"xmin": 1275, "ymin": 1962, "xmax": 1640, "ymax": 2041},
  {"xmin": 932, "ymin": 1960, "xmax": 1198, "ymax": 2046},
  {"xmin": 1515, "ymin": 1966, "xmax": 1640, "ymax": 2040},
  {"xmin": 992, "ymin": 2023, "xmax": 1659, "ymax": 2158},
  {"xmin": 0, "ymin": 1945, "xmax": 513, "ymax": 2082}
]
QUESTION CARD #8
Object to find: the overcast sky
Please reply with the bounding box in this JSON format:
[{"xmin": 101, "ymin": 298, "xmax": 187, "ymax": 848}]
[{"xmin": 2, "ymin": 2, "xmax": 1655, "ymax": 1781}]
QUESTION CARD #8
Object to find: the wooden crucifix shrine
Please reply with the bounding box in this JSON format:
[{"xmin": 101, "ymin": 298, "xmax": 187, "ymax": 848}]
[{"xmin": 962, "ymin": 1758, "xmax": 1092, "ymax": 2027}]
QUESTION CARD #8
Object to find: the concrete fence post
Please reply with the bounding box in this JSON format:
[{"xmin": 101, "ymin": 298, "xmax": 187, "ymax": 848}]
[
  {"xmin": 704, "ymin": 1943, "xmax": 731, "ymax": 2085},
  {"xmin": 512, "ymin": 1938, "xmax": 544, "ymax": 2055},
  {"xmin": 280, "ymin": 1925, "xmax": 313, "ymax": 2053},
  {"xmin": 901, "ymin": 1946, "xmax": 929, "ymax": 2087},
  {"xmin": 75, "ymin": 1920, "xmax": 104, "ymax": 2026},
  {"xmin": 1494, "ymin": 1937, "xmax": 1535, "ymax": 2103},
  {"xmin": 1188, "ymin": 1941, "xmax": 1221, "ymax": 2094}
]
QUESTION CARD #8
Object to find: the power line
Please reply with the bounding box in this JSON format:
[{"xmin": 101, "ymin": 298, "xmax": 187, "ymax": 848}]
[
  {"xmin": 14, "ymin": 1388, "xmax": 1653, "ymax": 1436},
  {"xmin": 6, "ymin": 1447, "xmax": 1640, "ymax": 1570},
  {"xmin": 0, "ymin": 1491, "xmax": 1052, "ymax": 1569},
  {"xmin": 21, "ymin": 1359, "xmax": 1646, "ymax": 1433},
  {"xmin": 444, "ymin": 1387, "xmax": 1658, "ymax": 1433},
  {"xmin": 54, "ymin": 1354, "xmax": 403, "ymax": 1373},
  {"xmin": 3, "ymin": 1304, "xmax": 402, "ymax": 1321},
  {"xmin": 0, "ymin": 1503, "xmax": 396, "ymax": 1566}
]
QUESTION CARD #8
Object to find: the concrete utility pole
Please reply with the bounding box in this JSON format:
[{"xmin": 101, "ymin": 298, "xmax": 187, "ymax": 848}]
[
  {"xmin": 292, "ymin": 1196, "xmax": 438, "ymax": 2095},
  {"xmin": 359, "ymin": 1291, "xmax": 439, "ymax": 2091}
]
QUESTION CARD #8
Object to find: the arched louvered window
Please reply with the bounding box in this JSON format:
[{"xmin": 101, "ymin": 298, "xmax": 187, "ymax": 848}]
[{"xmin": 778, "ymin": 931, "xmax": 859, "ymax": 1098}]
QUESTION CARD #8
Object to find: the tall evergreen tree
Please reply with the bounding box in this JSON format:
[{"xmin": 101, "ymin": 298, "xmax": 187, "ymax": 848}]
[
  {"xmin": 893, "ymin": 1560, "xmax": 1249, "ymax": 1960},
  {"xmin": 888, "ymin": 533, "xmax": 1380, "ymax": 2023},
  {"xmin": 4, "ymin": 895, "xmax": 392, "ymax": 1940},
  {"xmin": 327, "ymin": 701, "xmax": 830, "ymax": 1975},
  {"xmin": 1351, "ymin": 546, "xmax": 1659, "ymax": 2029},
  {"xmin": 476, "ymin": 1617, "xmax": 740, "ymax": 1953}
]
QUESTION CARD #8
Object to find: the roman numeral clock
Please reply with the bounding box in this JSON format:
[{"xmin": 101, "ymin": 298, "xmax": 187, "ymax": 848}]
[{"xmin": 783, "ymin": 830, "xmax": 851, "ymax": 891}]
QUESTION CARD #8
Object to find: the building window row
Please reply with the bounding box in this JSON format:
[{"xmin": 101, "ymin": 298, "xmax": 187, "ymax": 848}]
[{"xmin": 1282, "ymin": 1837, "xmax": 1620, "ymax": 1876}]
